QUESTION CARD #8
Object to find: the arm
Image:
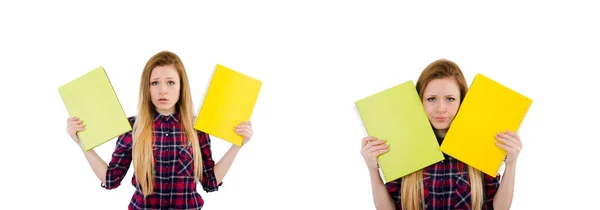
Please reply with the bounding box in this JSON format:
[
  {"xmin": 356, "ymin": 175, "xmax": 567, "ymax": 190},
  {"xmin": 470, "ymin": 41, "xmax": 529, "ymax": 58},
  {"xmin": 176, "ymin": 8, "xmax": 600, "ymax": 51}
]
[
  {"xmin": 492, "ymin": 131, "xmax": 522, "ymax": 210},
  {"xmin": 214, "ymin": 145, "xmax": 241, "ymax": 184},
  {"xmin": 67, "ymin": 117, "xmax": 108, "ymax": 184},
  {"xmin": 214, "ymin": 121, "xmax": 253, "ymax": 183},
  {"xmin": 81, "ymin": 148, "xmax": 108, "ymax": 184},
  {"xmin": 199, "ymin": 121, "xmax": 253, "ymax": 191},
  {"xmin": 369, "ymin": 168, "xmax": 396, "ymax": 210},
  {"xmin": 66, "ymin": 117, "xmax": 132, "ymax": 188},
  {"xmin": 493, "ymin": 162, "xmax": 516, "ymax": 210},
  {"xmin": 361, "ymin": 136, "xmax": 396, "ymax": 210}
]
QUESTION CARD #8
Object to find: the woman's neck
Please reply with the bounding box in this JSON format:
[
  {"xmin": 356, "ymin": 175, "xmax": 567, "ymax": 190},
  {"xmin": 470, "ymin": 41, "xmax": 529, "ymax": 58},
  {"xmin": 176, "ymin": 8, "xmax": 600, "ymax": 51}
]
[
  {"xmin": 156, "ymin": 108, "xmax": 175, "ymax": 116},
  {"xmin": 435, "ymin": 129, "xmax": 448, "ymax": 139}
]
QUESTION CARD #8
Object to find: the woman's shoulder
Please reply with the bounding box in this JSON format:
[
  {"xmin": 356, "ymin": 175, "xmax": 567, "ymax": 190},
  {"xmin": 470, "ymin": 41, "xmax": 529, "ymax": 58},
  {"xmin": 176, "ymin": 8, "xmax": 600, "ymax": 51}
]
[{"xmin": 123, "ymin": 116, "xmax": 136, "ymax": 127}]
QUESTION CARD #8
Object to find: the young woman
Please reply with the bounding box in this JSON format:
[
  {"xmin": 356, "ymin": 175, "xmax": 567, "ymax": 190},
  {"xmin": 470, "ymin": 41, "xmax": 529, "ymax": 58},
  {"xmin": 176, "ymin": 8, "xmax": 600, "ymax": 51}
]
[
  {"xmin": 361, "ymin": 59, "xmax": 521, "ymax": 210},
  {"xmin": 66, "ymin": 51, "xmax": 253, "ymax": 209}
]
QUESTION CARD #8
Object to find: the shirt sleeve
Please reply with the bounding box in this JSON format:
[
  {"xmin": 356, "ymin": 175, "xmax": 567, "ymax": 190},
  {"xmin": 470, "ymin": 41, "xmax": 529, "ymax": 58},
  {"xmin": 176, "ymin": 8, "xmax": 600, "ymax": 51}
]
[
  {"xmin": 198, "ymin": 131, "xmax": 221, "ymax": 192},
  {"xmin": 385, "ymin": 178, "xmax": 403, "ymax": 210},
  {"xmin": 102, "ymin": 117, "xmax": 134, "ymax": 190},
  {"xmin": 482, "ymin": 173, "xmax": 501, "ymax": 210}
]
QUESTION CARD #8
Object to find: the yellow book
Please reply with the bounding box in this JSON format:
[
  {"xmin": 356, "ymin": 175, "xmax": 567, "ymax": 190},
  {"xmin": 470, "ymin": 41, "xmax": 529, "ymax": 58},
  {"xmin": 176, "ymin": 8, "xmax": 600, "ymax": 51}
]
[
  {"xmin": 440, "ymin": 73, "xmax": 532, "ymax": 177},
  {"xmin": 194, "ymin": 64, "xmax": 262, "ymax": 146},
  {"xmin": 356, "ymin": 81, "xmax": 444, "ymax": 183},
  {"xmin": 58, "ymin": 66, "xmax": 132, "ymax": 151}
]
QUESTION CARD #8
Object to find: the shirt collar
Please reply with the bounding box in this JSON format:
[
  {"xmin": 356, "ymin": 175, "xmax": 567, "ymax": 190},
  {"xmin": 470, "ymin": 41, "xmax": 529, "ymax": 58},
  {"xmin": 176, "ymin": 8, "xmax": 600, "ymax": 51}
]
[{"xmin": 153, "ymin": 110, "xmax": 180, "ymax": 123}]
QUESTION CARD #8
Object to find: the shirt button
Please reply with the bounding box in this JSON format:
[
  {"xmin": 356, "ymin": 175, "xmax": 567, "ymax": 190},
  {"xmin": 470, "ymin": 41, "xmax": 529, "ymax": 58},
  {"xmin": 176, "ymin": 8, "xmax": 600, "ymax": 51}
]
[{"xmin": 166, "ymin": 133, "xmax": 169, "ymax": 136}]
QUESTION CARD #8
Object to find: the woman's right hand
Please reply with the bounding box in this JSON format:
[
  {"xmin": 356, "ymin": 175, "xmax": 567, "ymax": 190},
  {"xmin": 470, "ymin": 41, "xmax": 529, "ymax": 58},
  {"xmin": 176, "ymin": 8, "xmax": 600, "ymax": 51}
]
[
  {"xmin": 361, "ymin": 136, "xmax": 389, "ymax": 170},
  {"xmin": 66, "ymin": 117, "xmax": 85, "ymax": 146}
]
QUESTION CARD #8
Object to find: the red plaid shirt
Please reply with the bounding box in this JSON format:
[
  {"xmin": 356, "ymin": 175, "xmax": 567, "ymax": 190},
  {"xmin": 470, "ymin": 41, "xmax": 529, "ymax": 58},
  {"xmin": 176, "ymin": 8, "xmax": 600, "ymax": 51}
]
[
  {"xmin": 102, "ymin": 112, "xmax": 221, "ymax": 210},
  {"xmin": 386, "ymin": 155, "xmax": 500, "ymax": 210}
]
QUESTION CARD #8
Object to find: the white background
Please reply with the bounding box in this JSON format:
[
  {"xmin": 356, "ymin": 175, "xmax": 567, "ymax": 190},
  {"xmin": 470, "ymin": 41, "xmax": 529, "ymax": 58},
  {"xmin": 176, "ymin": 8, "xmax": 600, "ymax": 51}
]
[{"xmin": 1, "ymin": 1, "xmax": 599, "ymax": 209}]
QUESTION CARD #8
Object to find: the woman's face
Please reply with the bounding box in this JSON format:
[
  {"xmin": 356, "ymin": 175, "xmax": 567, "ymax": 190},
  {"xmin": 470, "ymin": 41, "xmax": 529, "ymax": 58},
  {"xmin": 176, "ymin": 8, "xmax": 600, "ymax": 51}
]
[
  {"xmin": 422, "ymin": 77, "xmax": 461, "ymax": 133},
  {"xmin": 149, "ymin": 65, "xmax": 180, "ymax": 115}
]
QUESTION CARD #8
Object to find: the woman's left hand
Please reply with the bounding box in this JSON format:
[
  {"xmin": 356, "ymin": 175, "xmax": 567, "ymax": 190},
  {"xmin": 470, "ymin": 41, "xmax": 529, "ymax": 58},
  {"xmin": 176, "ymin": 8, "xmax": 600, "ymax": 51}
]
[
  {"xmin": 234, "ymin": 121, "xmax": 253, "ymax": 146},
  {"xmin": 495, "ymin": 130, "xmax": 522, "ymax": 164}
]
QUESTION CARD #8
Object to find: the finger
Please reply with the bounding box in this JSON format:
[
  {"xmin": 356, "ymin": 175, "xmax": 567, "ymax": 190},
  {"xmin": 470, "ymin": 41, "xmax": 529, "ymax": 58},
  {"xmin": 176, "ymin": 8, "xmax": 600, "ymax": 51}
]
[
  {"xmin": 366, "ymin": 139, "xmax": 386, "ymax": 148},
  {"xmin": 497, "ymin": 132, "xmax": 518, "ymax": 144},
  {"xmin": 508, "ymin": 134, "xmax": 523, "ymax": 148},
  {"xmin": 68, "ymin": 117, "xmax": 81, "ymax": 122},
  {"xmin": 367, "ymin": 148, "xmax": 390, "ymax": 160},
  {"xmin": 238, "ymin": 125, "xmax": 251, "ymax": 131},
  {"xmin": 362, "ymin": 138, "xmax": 385, "ymax": 151},
  {"xmin": 68, "ymin": 124, "xmax": 85, "ymax": 132},
  {"xmin": 372, "ymin": 147, "xmax": 390, "ymax": 157},
  {"xmin": 374, "ymin": 147, "xmax": 390, "ymax": 156},
  {"xmin": 363, "ymin": 136, "xmax": 377, "ymax": 141},
  {"xmin": 71, "ymin": 126, "xmax": 85, "ymax": 133},
  {"xmin": 68, "ymin": 119, "xmax": 83, "ymax": 127},
  {"xmin": 496, "ymin": 135, "xmax": 517, "ymax": 148},
  {"xmin": 495, "ymin": 141, "xmax": 511, "ymax": 152},
  {"xmin": 366, "ymin": 144, "xmax": 389, "ymax": 154},
  {"xmin": 507, "ymin": 131, "xmax": 521, "ymax": 142},
  {"xmin": 235, "ymin": 125, "xmax": 250, "ymax": 131},
  {"xmin": 362, "ymin": 136, "xmax": 376, "ymax": 146},
  {"xmin": 237, "ymin": 131, "xmax": 249, "ymax": 137},
  {"xmin": 234, "ymin": 127, "xmax": 250, "ymax": 135},
  {"xmin": 234, "ymin": 127, "xmax": 244, "ymax": 133},
  {"xmin": 362, "ymin": 140, "xmax": 378, "ymax": 152}
]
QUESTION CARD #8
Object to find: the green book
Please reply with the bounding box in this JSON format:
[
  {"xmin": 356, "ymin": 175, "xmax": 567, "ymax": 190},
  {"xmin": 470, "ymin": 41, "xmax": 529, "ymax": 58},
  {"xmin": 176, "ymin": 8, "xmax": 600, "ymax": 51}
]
[
  {"xmin": 355, "ymin": 80, "xmax": 444, "ymax": 183},
  {"xmin": 58, "ymin": 66, "xmax": 131, "ymax": 151}
]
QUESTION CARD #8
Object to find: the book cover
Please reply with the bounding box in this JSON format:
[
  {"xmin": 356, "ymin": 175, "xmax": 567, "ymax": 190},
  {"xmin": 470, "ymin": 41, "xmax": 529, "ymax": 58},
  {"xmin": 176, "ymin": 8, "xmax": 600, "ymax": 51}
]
[
  {"xmin": 58, "ymin": 66, "xmax": 131, "ymax": 151},
  {"xmin": 356, "ymin": 80, "xmax": 444, "ymax": 183},
  {"xmin": 441, "ymin": 73, "xmax": 532, "ymax": 176},
  {"xmin": 194, "ymin": 64, "xmax": 262, "ymax": 146}
]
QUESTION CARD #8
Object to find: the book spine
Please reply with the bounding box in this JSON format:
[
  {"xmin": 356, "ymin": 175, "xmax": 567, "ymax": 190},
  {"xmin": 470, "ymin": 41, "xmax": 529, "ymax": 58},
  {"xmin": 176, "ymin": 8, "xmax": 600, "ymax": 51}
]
[{"xmin": 354, "ymin": 104, "xmax": 387, "ymax": 182}]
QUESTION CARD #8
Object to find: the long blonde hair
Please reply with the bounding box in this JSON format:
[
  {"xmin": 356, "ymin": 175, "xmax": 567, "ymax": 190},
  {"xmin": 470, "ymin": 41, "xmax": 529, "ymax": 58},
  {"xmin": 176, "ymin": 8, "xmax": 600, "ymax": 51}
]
[
  {"xmin": 132, "ymin": 51, "xmax": 203, "ymax": 197},
  {"xmin": 401, "ymin": 59, "xmax": 484, "ymax": 210}
]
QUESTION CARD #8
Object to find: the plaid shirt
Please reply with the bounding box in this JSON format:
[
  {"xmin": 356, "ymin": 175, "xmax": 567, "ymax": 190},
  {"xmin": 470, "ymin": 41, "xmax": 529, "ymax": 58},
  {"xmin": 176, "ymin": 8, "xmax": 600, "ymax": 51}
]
[
  {"xmin": 386, "ymin": 155, "xmax": 500, "ymax": 210},
  {"xmin": 102, "ymin": 112, "xmax": 221, "ymax": 210}
]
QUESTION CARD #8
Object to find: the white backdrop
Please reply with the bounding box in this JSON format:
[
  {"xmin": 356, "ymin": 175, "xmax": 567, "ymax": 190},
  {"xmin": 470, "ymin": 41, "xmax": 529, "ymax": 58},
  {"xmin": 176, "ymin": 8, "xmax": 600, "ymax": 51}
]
[{"xmin": 1, "ymin": 1, "xmax": 599, "ymax": 209}]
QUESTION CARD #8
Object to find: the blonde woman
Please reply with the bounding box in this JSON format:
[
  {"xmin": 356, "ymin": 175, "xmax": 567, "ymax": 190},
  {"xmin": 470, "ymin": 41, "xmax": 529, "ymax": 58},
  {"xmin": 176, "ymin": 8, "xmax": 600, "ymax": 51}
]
[
  {"xmin": 361, "ymin": 59, "xmax": 520, "ymax": 210},
  {"xmin": 66, "ymin": 51, "xmax": 253, "ymax": 209}
]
